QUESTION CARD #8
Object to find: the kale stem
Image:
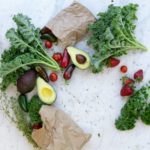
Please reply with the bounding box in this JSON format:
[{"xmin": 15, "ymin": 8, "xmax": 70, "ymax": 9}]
[
  {"xmin": 13, "ymin": 35, "xmax": 60, "ymax": 70},
  {"xmin": 93, "ymin": 46, "xmax": 141, "ymax": 70},
  {"xmin": 120, "ymin": 30, "xmax": 147, "ymax": 51},
  {"xmin": 1, "ymin": 61, "xmax": 58, "ymax": 77}
]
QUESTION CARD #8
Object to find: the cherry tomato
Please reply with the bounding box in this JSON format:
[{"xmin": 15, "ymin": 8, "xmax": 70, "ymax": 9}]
[
  {"xmin": 45, "ymin": 40, "xmax": 52, "ymax": 49},
  {"xmin": 120, "ymin": 65, "xmax": 128, "ymax": 73},
  {"xmin": 52, "ymin": 53, "xmax": 63, "ymax": 62},
  {"xmin": 49, "ymin": 73, "xmax": 58, "ymax": 82}
]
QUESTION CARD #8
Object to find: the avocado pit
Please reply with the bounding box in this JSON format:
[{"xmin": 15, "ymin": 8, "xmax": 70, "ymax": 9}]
[{"xmin": 76, "ymin": 54, "xmax": 87, "ymax": 64}]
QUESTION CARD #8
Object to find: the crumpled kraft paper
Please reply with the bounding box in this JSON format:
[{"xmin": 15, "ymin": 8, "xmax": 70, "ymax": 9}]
[
  {"xmin": 32, "ymin": 105, "xmax": 91, "ymax": 150},
  {"xmin": 46, "ymin": 2, "xmax": 95, "ymax": 48}
]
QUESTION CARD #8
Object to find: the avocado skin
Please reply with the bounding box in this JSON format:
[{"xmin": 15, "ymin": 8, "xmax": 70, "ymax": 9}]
[
  {"xmin": 17, "ymin": 70, "xmax": 37, "ymax": 94},
  {"xmin": 67, "ymin": 47, "xmax": 91, "ymax": 69}
]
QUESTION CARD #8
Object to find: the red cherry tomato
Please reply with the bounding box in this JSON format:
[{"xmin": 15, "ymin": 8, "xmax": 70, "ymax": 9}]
[
  {"xmin": 52, "ymin": 53, "xmax": 63, "ymax": 62},
  {"xmin": 120, "ymin": 65, "xmax": 128, "ymax": 73},
  {"xmin": 49, "ymin": 72, "xmax": 58, "ymax": 82},
  {"xmin": 45, "ymin": 40, "xmax": 52, "ymax": 49}
]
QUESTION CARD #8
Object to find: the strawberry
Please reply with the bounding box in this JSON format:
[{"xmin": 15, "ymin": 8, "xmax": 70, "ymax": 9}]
[
  {"xmin": 122, "ymin": 76, "xmax": 134, "ymax": 86},
  {"xmin": 134, "ymin": 69, "xmax": 143, "ymax": 82},
  {"xmin": 108, "ymin": 57, "xmax": 120, "ymax": 67},
  {"xmin": 120, "ymin": 85, "xmax": 134, "ymax": 96}
]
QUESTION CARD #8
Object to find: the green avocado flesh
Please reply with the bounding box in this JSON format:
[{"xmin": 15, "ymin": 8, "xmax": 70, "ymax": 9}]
[
  {"xmin": 37, "ymin": 77, "xmax": 56, "ymax": 104},
  {"xmin": 67, "ymin": 46, "xmax": 91, "ymax": 69}
]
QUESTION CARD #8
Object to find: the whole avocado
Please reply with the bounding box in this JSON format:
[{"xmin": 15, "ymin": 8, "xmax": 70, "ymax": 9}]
[{"xmin": 17, "ymin": 70, "xmax": 37, "ymax": 94}]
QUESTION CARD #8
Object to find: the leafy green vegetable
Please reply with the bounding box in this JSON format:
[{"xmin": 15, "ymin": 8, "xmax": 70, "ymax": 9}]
[
  {"xmin": 115, "ymin": 84, "xmax": 150, "ymax": 130},
  {"xmin": 141, "ymin": 103, "xmax": 150, "ymax": 125},
  {"xmin": 88, "ymin": 4, "xmax": 147, "ymax": 73},
  {"xmin": 0, "ymin": 14, "xmax": 60, "ymax": 90},
  {"xmin": 28, "ymin": 95, "xmax": 43, "ymax": 126},
  {"xmin": 115, "ymin": 115, "xmax": 136, "ymax": 130},
  {"xmin": 0, "ymin": 92, "xmax": 36, "ymax": 146},
  {"xmin": 11, "ymin": 97, "xmax": 36, "ymax": 146}
]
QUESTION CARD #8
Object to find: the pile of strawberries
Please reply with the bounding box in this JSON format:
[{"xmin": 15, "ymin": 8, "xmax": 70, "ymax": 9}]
[
  {"xmin": 108, "ymin": 57, "xmax": 144, "ymax": 97},
  {"xmin": 120, "ymin": 69, "xmax": 143, "ymax": 96}
]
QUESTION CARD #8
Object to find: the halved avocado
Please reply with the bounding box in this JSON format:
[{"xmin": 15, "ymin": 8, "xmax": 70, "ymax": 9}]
[
  {"xmin": 67, "ymin": 46, "xmax": 91, "ymax": 69},
  {"xmin": 37, "ymin": 77, "xmax": 56, "ymax": 104}
]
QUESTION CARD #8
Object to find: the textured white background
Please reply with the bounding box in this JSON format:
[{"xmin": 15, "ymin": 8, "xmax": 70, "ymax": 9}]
[{"xmin": 0, "ymin": 0, "xmax": 150, "ymax": 150}]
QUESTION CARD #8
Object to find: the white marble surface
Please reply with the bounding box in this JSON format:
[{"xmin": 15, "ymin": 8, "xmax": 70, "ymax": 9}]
[{"xmin": 1, "ymin": 0, "xmax": 150, "ymax": 150}]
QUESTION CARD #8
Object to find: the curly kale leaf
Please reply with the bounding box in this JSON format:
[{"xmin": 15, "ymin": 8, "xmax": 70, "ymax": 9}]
[
  {"xmin": 115, "ymin": 85, "xmax": 150, "ymax": 130},
  {"xmin": 0, "ymin": 52, "xmax": 56, "ymax": 78},
  {"xmin": 88, "ymin": 4, "xmax": 147, "ymax": 73},
  {"xmin": 140, "ymin": 103, "xmax": 150, "ymax": 125},
  {"xmin": 0, "ymin": 14, "xmax": 60, "ymax": 90},
  {"xmin": 5, "ymin": 27, "xmax": 58, "ymax": 68},
  {"xmin": 12, "ymin": 14, "xmax": 45, "ymax": 55},
  {"xmin": 0, "ymin": 46, "xmax": 28, "ymax": 90},
  {"xmin": 0, "ymin": 69, "xmax": 26, "ymax": 91},
  {"xmin": 115, "ymin": 114, "xmax": 136, "ymax": 130}
]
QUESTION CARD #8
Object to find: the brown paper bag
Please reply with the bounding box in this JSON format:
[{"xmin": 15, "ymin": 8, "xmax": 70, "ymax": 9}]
[
  {"xmin": 32, "ymin": 105, "xmax": 91, "ymax": 150},
  {"xmin": 46, "ymin": 2, "xmax": 95, "ymax": 48}
]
